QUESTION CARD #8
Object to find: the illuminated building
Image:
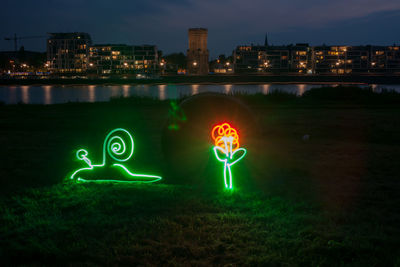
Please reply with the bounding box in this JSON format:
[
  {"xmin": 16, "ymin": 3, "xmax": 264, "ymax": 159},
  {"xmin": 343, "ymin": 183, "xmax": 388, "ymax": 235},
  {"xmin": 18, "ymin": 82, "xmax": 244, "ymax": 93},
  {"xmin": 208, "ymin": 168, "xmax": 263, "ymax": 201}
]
[
  {"xmin": 334, "ymin": 46, "xmax": 368, "ymax": 74},
  {"xmin": 233, "ymin": 40, "xmax": 400, "ymax": 74},
  {"xmin": 261, "ymin": 45, "xmax": 290, "ymax": 73},
  {"xmin": 233, "ymin": 45, "xmax": 266, "ymax": 73},
  {"xmin": 312, "ymin": 46, "xmax": 353, "ymax": 74},
  {"xmin": 370, "ymin": 46, "xmax": 400, "ymax": 73},
  {"xmin": 47, "ymin": 32, "xmax": 158, "ymax": 75},
  {"xmin": 312, "ymin": 45, "xmax": 400, "ymax": 74},
  {"xmin": 187, "ymin": 28, "xmax": 209, "ymax": 75},
  {"xmin": 212, "ymin": 57, "xmax": 234, "ymax": 74},
  {"xmin": 89, "ymin": 44, "xmax": 134, "ymax": 74},
  {"xmin": 133, "ymin": 45, "xmax": 159, "ymax": 74},
  {"xmin": 212, "ymin": 62, "xmax": 234, "ymax": 74},
  {"xmin": 47, "ymin": 32, "xmax": 92, "ymax": 73},
  {"xmin": 290, "ymin": 44, "xmax": 311, "ymax": 73},
  {"xmin": 88, "ymin": 44, "xmax": 158, "ymax": 75},
  {"xmin": 234, "ymin": 44, "xmax": 309, "ymax": 73}
]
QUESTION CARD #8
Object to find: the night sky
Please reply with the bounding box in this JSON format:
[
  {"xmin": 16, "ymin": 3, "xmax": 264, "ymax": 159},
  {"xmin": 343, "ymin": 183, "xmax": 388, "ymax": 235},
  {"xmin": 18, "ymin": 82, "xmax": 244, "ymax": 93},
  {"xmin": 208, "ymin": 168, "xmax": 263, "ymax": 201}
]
[{"xmin": 1, "ymin": 0, "xmax": 400, "ymax": 58}]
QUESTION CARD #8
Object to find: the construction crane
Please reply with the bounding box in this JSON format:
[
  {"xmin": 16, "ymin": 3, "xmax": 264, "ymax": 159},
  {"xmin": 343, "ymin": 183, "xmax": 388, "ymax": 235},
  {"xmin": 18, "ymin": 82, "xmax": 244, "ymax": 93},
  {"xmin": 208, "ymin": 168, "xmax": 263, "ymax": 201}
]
[{"xmin": 4, "ymin": 34, "xmax": 47, "ymax": 52}]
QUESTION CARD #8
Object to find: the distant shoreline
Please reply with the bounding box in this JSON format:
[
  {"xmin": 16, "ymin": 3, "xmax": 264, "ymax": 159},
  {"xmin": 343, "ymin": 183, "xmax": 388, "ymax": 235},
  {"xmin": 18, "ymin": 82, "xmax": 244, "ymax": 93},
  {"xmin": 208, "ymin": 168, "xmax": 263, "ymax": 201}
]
[{"xmin": 1, "ymin": 74, "xmax": 400, "ymax": 86}]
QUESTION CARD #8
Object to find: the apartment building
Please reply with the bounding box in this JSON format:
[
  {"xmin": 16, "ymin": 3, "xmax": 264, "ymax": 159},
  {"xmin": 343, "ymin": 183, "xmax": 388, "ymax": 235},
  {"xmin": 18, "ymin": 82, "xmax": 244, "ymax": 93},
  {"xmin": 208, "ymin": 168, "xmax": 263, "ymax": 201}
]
[
  {"xmin": 233, "ymin": 43, "xmax": 400, "ymax": 74},
  {"xmin": 89, "ymin": 44, "xmax": 134, "ymax": 74},
  {"xmin": 132, "ymin": 45, "xmax": 159, "ymax": 74},
  {"xmin": 233, "ymin": 45, "xmax": 266, "ymax": 73},
  {"xmin": 47, "ymin": 32, "xmax": 92, "ymax": 73}
]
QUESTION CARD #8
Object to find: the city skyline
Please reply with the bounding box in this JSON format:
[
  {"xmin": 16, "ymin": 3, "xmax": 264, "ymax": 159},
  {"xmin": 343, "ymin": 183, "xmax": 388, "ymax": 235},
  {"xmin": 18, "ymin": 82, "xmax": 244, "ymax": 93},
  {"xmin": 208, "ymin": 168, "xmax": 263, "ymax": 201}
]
[{"xmin": 1, "ymin": 0, "xmax": 400, "ymax": 57}]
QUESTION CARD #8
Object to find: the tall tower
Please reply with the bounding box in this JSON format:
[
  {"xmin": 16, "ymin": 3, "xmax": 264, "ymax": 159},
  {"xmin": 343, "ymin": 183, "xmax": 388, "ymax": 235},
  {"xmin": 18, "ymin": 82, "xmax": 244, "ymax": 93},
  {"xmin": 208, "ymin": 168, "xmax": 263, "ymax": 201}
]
[
  {"xmin": 187, "ymin": 28, "xmax": 209, "ymax": 75},
  {"xmin": 264, "ymin": 32, "xmax": 269, "ymax": 47}
]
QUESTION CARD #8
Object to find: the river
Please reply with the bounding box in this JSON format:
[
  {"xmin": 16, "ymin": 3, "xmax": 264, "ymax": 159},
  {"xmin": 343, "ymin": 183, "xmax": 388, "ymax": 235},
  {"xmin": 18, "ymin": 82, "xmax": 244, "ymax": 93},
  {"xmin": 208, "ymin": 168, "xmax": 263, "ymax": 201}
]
[{"xmin": 1, "ymin": 83, "xmax": 399, "ymax": 105}]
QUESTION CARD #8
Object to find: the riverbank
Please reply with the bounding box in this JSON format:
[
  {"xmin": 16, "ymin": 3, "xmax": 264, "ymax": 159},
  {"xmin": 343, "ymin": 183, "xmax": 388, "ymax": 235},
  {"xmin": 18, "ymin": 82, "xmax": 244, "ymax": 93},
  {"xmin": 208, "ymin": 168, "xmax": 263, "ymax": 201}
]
[
  {"xmin": 1, "ymin": 74, "xmax": 400, "ymax": 85},
  {"xmin": 1, "ymin": 90, "xmax": 399, "ymax": 265}
]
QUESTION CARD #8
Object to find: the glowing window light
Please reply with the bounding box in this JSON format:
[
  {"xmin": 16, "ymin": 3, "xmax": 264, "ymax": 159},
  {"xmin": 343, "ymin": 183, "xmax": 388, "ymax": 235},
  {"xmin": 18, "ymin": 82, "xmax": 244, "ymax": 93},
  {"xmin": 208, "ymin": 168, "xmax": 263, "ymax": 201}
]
[
  {"xmin": 211, "ymin": 123, "xmax": 247, "ymax": 189},
  {"xmin": 70, "ymin": 128, "xmax": 162, "ymax": 183}
]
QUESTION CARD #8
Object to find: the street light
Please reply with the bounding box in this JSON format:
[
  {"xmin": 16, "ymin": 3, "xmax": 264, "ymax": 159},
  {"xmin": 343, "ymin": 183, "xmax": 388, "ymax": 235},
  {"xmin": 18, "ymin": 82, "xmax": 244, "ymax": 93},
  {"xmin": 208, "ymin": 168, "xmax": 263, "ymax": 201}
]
[{"xmin": 193, "ymin": 61, "xmax": 197, "ymax": 66}]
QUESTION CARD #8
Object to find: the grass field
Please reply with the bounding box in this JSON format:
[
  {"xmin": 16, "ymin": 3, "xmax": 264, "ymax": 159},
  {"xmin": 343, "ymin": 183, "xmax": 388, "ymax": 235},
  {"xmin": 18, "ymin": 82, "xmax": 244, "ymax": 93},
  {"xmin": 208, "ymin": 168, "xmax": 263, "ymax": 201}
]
[{"xmin": 1, "ymin": 88, "xmax": 400, "ymax": 265}]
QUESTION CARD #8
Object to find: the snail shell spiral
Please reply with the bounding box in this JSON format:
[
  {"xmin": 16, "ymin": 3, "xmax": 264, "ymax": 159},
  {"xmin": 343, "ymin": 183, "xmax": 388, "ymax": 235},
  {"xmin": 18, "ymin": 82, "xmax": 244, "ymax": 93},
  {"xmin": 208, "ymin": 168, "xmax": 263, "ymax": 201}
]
[{"xmin": 104, "ymin": 128, "xmax": 134, "ymax": 163}]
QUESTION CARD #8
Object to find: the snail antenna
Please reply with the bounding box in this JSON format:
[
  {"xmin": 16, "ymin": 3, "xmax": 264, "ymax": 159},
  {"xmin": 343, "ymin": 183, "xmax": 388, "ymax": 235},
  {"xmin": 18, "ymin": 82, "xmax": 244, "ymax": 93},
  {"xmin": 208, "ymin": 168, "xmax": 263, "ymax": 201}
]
[{"xmin": 76, "ymin": 149, "xmax": 92, "ymax": 167}]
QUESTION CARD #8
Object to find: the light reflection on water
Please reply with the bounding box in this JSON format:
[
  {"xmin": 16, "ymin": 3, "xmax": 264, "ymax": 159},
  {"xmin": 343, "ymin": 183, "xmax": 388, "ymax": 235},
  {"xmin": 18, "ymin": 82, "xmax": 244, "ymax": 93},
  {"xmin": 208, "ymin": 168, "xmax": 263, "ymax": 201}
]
[
  {"xmin": 21, "ymin": 86, "xmax": 29, "ymax": 104},
  {"xmin": 159, "ymin": 84, "xmax": 166, "ymax": 100},
  {"xmin": 262, "ymin": 84, "xmax": 270, "ymax": 95},
  {"xmin": 123, "ymin": 85, "xmax": 129, "ymax": 97},
  {"xmin": 88, "ymin": 85, "xmax": 95, "ymax": 103},
  {"xmin": 191, "ymin": 84, "xmax": 199, "ymax": 95},
  {"xmin": 298, "ymin": 84, "xmax": 306, "ymax": 95},
  {"xmin": 43, "ymin": 86, "xmax": 52, "ymax": 105},
  {"xmin": 224, "ymin": 84, "xmax": 232, "ymax": 94},
  {"xmin": 1, "ymin": 83, "xmax": 399, "ymax": 105}
]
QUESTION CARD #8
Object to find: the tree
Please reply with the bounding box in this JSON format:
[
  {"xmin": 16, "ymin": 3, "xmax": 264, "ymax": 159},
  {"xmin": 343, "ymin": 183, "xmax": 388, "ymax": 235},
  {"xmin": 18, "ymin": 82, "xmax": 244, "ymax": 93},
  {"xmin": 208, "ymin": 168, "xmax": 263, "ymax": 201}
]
[
  {"xmin": 0, "ymin": 53, "xmax": 12, "ymax": 71},
  {"xmin": 164, "ymin": 53, "xmax": 186, "ymax": 69}
]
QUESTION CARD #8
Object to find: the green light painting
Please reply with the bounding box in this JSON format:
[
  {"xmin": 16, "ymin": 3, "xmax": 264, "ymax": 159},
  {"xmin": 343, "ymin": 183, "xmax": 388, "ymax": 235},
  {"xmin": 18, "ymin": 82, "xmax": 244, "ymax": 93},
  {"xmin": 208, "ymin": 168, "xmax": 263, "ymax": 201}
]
[
  {"xmin": 70, "ymin": 128, "xmax": 162, "ymax": 183},
  {"xmin": 168, "ymin": 100, "xmax": 186, "ymax": 130}
]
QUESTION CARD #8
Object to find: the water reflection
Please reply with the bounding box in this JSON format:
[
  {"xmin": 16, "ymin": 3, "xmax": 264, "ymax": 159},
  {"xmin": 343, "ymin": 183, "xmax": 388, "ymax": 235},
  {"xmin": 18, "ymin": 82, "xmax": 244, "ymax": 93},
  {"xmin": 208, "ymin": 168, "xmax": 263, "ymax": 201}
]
[
  {"xmin": 122, "ymin": 85, "xmax": 130, "ymax": 97},
  {"xmin": 43, "ymin": 86, "xmax": 52, "ymax": 105},
  {"xmin": 191, "ymin": 84, "xmax": 199, "ymax": 96},
  {"xmin": 224, "ymin": 84, "xmax": 232, "ymax": 94},
  {"xmin": 298, "ymin": 84, "xmax": 306, "ymax": 95},
  {"xmin": 21, "ymin": 86, "xmax": 29, "ymax": 104},
  {"xmin": 88, "ymin": 85, "xmax": 95, "ymax": 102},
  {"xmin": 371, "ymin": 84, "xmax": 378, "ymax": 93},
  {"xmin": 159, "ymin": 85, "xmax": 166, "ymax": 100},
  {"xmin": 1, "ymin": 83, "xmax": 400, "ymax": 105},
  {"xmin": 262, "ymin": 84, "xmax": 270, "ymax": 95}
]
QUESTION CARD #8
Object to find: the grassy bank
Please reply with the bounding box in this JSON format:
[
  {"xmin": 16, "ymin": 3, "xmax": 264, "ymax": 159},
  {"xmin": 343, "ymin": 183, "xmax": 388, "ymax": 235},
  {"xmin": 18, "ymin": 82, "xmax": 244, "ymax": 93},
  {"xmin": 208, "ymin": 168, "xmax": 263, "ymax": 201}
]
[{"xmin": 1, "ymin": 88, "xmax": 400, "ymax": 265}]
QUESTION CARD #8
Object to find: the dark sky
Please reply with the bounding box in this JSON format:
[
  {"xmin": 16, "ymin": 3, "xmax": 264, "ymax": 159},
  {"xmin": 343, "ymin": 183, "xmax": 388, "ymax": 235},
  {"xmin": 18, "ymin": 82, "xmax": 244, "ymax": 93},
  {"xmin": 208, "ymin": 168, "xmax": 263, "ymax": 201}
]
[{"xmin": 1, "ymin": 0, "xmax": 400, "ymax": 58}]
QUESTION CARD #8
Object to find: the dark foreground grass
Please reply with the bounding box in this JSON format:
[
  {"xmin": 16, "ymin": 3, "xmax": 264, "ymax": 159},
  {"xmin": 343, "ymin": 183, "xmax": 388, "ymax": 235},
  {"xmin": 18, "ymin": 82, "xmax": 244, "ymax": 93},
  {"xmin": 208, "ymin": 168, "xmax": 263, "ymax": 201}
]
[
  {"xmin": 1, "ymin": 87, "xmax": 400, "ymax": 265},
  {"xmin": 3, "ymin": 183, "xmax": 397, "ymax": 266}
]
